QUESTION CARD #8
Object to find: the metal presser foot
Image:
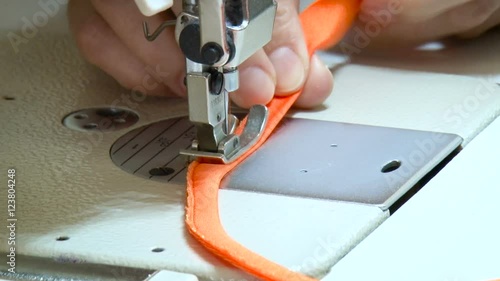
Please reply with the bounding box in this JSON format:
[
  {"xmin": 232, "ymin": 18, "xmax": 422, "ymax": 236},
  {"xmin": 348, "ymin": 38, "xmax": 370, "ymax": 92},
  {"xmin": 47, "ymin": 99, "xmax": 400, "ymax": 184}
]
[
  {"xmin": 180, "ymin": 104, "xmax": 268, "ymax": 164},
  {"xmin": 143, "ymin": 0, "xmax": 277, "ymax": 164}
]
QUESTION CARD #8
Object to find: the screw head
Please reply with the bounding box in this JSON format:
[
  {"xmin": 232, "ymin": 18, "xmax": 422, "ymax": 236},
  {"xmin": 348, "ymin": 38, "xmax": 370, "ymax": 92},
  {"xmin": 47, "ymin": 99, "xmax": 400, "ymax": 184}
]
[{"xmin": 201, "ymin": 43, "xmax": 223, "ymax": 65}]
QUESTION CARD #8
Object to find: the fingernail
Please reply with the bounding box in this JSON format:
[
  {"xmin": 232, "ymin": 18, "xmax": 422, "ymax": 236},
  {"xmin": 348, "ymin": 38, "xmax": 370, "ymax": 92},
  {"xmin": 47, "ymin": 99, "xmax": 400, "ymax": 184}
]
[
  {"xmin": 233, "ymin": 66, "xmax": 275, "ymax": 108},
  {"xmin": 312, "ymin": 54, "xmax": 332, "ymax": 76},
  {"xmin": 268, "ymin": 47, "xmax": 306, "ymax": 93}
]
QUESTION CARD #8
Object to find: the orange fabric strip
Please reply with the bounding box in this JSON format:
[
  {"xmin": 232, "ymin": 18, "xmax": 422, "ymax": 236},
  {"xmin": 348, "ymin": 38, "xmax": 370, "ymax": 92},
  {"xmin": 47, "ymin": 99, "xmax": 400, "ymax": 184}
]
[{"xmin": 185, "ymin": 1, "xmax": 360, "ymax": 280}]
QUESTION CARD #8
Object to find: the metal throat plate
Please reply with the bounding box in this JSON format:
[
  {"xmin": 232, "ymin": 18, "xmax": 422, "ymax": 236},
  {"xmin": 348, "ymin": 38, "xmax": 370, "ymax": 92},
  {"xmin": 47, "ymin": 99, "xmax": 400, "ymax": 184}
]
[{"xmin": 110, "ymin": 117, "xmax": 462, "ymax": 210}]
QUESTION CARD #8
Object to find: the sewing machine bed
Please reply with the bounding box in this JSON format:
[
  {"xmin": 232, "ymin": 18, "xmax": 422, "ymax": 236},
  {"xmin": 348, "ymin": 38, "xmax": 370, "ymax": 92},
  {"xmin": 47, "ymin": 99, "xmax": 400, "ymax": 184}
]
[{"xmin": 1, "ymin": 30, "xmax": 500, "ymax": 280}]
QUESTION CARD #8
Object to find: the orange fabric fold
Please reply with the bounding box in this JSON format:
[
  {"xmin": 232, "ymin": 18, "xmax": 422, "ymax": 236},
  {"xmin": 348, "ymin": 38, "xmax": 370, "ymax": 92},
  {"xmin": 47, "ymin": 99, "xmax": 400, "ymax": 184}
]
[{"xmin": 185, "ymin": 1, "xmax": 360, "ymax": 280}]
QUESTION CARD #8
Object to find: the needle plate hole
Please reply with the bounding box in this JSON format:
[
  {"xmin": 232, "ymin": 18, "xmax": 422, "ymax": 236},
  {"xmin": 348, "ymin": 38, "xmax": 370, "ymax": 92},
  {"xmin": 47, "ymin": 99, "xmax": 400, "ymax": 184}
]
[
  {"xmin": 63, "ymin": 107, "xmax": 138, "ymax": 132},
  {"xmin": 149, "ymin": 167, "xmax": 175, "ymax": 176},
  {"xmin": 151, "ymin": 247, "xmax": 165, "ymax": 253},
  {"xmin": 381, "ymin": 160, "xmax": 401, "ymax": 173},
  {"xmin": 56, "ymin": 236, "xmax": 70, "ymax": 241},
  {"xmin": 96, "ymin": 108, "xmax": 125, "ymax": 117},
  {"xmin": 83, "ymin": 123, "xmax": 98, "ymax": 130}
]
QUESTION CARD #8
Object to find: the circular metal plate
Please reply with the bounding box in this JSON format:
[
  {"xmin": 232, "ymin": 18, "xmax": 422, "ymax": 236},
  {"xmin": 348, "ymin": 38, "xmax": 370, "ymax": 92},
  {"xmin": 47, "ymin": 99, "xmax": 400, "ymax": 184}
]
[{"xmin": 109, "ymin": 116, "xmax": 195, "ymax": 184}]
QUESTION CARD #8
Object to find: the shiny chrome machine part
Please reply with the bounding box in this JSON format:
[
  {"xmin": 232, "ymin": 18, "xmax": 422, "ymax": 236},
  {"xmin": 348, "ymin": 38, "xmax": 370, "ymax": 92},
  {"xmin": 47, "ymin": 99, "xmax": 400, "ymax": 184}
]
[{"xmin": 143, "ymin": 0, "xmax": 277, "ymax": 163}]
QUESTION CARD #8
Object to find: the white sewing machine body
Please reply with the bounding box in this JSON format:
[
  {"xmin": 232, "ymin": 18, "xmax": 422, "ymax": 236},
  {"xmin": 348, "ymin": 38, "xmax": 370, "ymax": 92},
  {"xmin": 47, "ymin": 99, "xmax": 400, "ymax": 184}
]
[{"xmin": 1, "ymin": 2, "xmax": 500, "ymax": 281}]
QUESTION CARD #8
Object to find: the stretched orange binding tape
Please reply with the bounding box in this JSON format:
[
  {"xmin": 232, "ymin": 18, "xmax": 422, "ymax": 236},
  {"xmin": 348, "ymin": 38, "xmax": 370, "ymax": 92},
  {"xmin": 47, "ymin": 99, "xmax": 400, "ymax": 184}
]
[{"xmin": 185, "ymin": 1, "xmax": 360, "ymax": 280}]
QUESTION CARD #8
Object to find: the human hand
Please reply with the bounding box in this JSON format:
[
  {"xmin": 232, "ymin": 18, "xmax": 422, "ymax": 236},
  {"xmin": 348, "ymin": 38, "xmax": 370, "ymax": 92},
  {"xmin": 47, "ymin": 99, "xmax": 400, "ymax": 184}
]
[
  {"xmin": 351, "ymin": 0, "xmax": 500, "ymax": 49},
  {"xmin": 67, "ymin": 0, "xmax": 333, "ymax": 109}
]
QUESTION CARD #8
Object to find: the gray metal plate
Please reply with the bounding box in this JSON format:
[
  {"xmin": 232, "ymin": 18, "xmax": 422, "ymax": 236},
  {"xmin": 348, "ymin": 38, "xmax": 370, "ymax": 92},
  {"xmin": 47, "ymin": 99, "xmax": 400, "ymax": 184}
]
[
  {"xmin": 109, "ymin": 117, "xmax": 462, "ymax": 210},
  {"xmin": 221, "ymin": 118, "xmax": 462, "ymax": 210}
]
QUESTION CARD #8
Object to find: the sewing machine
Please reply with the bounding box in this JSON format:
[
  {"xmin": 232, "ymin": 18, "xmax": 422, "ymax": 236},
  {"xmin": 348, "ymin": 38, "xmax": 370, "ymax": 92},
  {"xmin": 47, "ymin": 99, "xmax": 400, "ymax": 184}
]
[
  {"xmin": 141, "ymin": 0, "xmax": 276, "ymax": 164},
  {"xmin": 1, "ymin": 0, "xmax": 500, "ymax": 280}
]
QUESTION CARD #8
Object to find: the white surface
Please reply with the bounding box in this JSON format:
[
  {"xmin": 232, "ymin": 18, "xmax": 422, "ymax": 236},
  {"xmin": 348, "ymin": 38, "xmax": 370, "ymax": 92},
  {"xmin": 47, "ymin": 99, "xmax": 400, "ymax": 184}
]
[
  {"xmin": 293, "ymin": 65, "xmax": 500, "ymax": 146},
  {"xmin": 326, "ymin": 116, "xmax": 500, "ymax": 281},
  {"xmin": 1, "ymin": 32, "xmax": 499, "ymax": 280},
  {"xmin": 1, "ymin": 2, "xmax": 500, "ymax": 280},
  {"xmin": 219, "ymin": 191, "xmax": 387, "ymax": 278},
  {"xmin": 134, "ymin": 0, "xmax": 173, "ymax": 17}
]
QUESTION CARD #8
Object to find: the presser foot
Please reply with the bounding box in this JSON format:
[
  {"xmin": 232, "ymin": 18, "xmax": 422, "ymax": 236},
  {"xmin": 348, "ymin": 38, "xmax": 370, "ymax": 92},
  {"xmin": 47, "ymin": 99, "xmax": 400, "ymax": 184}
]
[{"xmin": 180, "ymin": 105, "xmax": 268, "ymax": 164}]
